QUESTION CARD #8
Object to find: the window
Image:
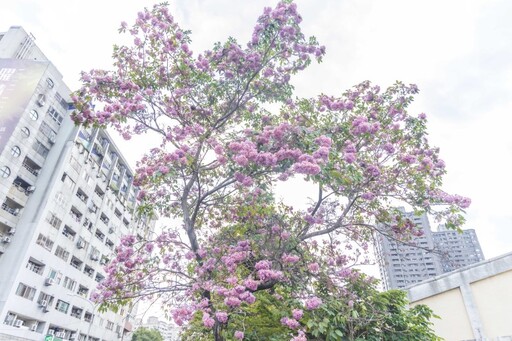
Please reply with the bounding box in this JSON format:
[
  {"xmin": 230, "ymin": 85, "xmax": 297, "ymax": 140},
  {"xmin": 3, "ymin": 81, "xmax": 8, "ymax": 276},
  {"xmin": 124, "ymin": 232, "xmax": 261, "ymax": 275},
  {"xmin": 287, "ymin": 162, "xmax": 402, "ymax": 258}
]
[
  {"xmin": 61, "ymin": 173, "xmax": 76, "ymax": 190},
  {"xmin": 62, "ymin": 225, "xmax": 76, "ymax": 240},
  {"xmin": 15, "ymin": 283, "xmax": 36, "ymax": 300},
  {"xmin": 46, "ymin": 212, "xmax": 62, "ymax": 229},
  {"xmin": 84, "ymin": 312, "xmax": 93, "ymax": 323},
  {"xmin": 62, "ymin": 276, "xmax": 77, "ymax": 291},
  {"xmin": 21, "ymin": 126, "xmax": 30, "ymax": 137},
  {"xmin": 54, "ymin": 191, "xmax": 66, "ymax": 208},
  {"xmin": 55, "ymin": 299, "xmax": 70, "ymax": 313},
  {"xmin": 47, "ymin": 107, "xmax": 63, "ymax": 125},
  {"xmin": 106, "ymin": 321, "xmax": 114, "ymax": 330},
  {"xmin": 10, "ymin": 146, "xmax": 21, "ymax": 158},
  {"xmin": 70, "ymin": 156, "xmax": 81, "ymax": 173},
  {"xmin": 36, "ymin": 234, "xmax": 54, "ymax": 251},
  {"xmin": 37, "ymin": 291, "xmax": 54, "ymax": 306},
  {"xmin": 33, "ymin": 140, "xmax": 49, "ymax": 157},
  {"xmin": 47, "ymin": 269, "xmax": 62, "ymax": 284},
  {"xmin": 26, "ymin": 258, "xmax": 45, "ymax": 275},
  {"xmin": 71, "ymin": 306, "xmax": 83, "ymax": 319},
  {"xmin": 0, "ymin": 166, "xmax": 10, "ymax": 178},
  {"xmin": 55, "ymin": 246, "xmax": 70, "ymax": 262},
  {"xmin": 29, "ymin": 109, "xmax": 39, "ymax": 120},
  {"xmin": 70, "ymin": 256, "xmax": 82, "ymax": 270},
  {"xmin": 84, "ymin": 265, "xmax": 94, "ymax": 278},
  {"xmin": 78, "ymin": 285, "xmax": 89, "ymax": 297},
  {"xmin": 39, "ymin": 121, "xmax": 57, "ymax": 143}
]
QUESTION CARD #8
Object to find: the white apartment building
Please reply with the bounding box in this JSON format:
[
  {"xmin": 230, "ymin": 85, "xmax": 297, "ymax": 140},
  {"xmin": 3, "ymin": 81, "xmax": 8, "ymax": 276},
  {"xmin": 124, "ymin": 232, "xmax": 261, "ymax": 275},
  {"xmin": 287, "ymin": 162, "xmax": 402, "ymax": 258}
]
[
  {"xmin": 0, "ymin": 26, "xmax": 153, "ymax": 341},
  {"xmin": 376, "ymin": 208, "xmax": 484, "ymax": 290}
]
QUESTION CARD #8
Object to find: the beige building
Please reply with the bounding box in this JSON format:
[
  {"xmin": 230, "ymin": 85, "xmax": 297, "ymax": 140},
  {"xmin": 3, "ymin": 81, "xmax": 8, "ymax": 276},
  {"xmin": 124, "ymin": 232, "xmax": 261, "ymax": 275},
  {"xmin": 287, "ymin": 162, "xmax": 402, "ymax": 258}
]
[{"xmin": 406, "ymin": 252, "xmax": 512, "ymax": 341}]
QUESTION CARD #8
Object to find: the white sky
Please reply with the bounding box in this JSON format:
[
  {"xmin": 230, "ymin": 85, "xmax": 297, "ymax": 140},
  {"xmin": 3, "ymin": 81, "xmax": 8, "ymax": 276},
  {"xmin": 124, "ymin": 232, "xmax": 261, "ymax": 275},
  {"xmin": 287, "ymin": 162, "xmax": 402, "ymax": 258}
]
[{"xmin": 1, "ymin": 1, "xmax": 511, "ymax": 263}]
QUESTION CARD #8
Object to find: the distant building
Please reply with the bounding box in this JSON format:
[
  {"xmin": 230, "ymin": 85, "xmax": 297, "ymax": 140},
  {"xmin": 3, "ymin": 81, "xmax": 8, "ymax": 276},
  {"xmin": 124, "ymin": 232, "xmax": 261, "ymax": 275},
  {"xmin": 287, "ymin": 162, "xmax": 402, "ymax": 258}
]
[
  {"xmin": 376, "ymin": 208, "xmax": 484, "ymax": 290},
  {"xmin": 406, "ymin": 252, "xmax": 512, "ymax": 341},
  {"xmin": 134, "ymin": 316, "xmax": 180, "ymax": 341},
  {"xmin": 0, "ymin": 26, "xmax": 154, "ymax": 341},
  {"xmin": 433, "ymin": 225, "xmax": 484, "ymax": 273}
]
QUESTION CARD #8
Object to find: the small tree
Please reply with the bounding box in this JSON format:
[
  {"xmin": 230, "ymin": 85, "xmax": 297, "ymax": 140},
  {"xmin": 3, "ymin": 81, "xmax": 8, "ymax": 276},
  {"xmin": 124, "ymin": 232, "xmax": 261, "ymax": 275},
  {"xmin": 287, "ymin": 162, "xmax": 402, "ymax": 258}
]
[
  {"xmin": 74, "ymin": 1, "xmax": 468, "ymax": 340},
  {"xmin": 132, "ymin": 327, "xmax": 164, "ymax": 341}
]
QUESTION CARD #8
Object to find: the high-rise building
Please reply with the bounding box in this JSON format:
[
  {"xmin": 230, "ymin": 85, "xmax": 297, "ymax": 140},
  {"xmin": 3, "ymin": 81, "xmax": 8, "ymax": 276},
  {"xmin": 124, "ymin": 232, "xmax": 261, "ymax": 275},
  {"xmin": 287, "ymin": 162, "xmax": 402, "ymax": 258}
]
[
  {"xmin": 376, "ymin": 208, "xmax": 484, "ymax": 290},
  {"xmin": 433, "ymin": 225, "xmax": 484, "ymax": 273},
  {"xmin": 0, "ymin": 26, "xmax": 153, "ymax": 341}
]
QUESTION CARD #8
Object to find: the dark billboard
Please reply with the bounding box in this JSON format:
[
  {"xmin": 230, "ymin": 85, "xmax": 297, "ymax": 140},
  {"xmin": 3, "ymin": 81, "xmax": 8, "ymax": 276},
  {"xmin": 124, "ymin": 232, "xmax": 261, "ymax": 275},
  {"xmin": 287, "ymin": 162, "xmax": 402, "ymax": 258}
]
[{"xmin": 0, "ymin": 59, "xmax": 49, "ymax": 154}]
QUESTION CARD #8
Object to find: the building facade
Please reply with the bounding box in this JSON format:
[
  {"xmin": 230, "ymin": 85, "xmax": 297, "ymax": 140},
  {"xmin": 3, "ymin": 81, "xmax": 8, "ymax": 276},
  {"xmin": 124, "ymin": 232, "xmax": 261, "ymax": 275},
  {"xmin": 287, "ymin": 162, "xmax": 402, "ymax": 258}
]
[
  {"xmin": 0, "ymin": 26, "xmax": 152, "ymax": 341},
  {"xmin": 376, "ymin": 208, "xmax": 484, "ymax": 290}
]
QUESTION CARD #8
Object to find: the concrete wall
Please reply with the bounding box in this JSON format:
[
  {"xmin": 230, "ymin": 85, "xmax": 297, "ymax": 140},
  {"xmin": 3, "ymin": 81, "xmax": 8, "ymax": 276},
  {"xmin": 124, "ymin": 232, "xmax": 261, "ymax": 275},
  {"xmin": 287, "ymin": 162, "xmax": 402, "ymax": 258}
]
[{"xmin": 407, "ymin": 252, "xmax": 512, "ymax": 341}]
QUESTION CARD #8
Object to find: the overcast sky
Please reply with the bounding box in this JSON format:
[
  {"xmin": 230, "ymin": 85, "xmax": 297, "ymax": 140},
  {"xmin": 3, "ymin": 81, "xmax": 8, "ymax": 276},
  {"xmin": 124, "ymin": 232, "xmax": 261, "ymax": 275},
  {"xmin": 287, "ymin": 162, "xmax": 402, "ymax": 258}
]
[{"xmin": 1, "ymin": 1, "xmax": 511, "ymax": 262}]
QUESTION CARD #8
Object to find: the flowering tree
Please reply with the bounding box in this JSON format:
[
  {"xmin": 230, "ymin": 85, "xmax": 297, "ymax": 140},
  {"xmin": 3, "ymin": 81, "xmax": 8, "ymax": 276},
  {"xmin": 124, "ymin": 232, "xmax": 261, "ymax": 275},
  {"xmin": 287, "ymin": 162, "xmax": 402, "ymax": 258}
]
[{"xmin": 72, "ymin": 1, "xmax": 469, "ymax": 340}]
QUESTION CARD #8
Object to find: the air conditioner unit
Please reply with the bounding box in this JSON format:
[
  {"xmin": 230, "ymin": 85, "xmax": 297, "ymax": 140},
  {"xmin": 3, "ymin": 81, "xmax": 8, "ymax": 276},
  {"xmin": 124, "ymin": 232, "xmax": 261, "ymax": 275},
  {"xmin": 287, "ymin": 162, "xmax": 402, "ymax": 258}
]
[
  {"xmin": 48, "ymin": 329, "xmax": 55, "ymax": 335},
  {"xmin": 49, "ymin": 135, "xmax": 56, "ymax": 144},
  {"xmin": 2, "ymin": 237, "xmax": 11, "ymax": 243},
  {"xmin": 12, "ymin": 208, "xmax": 20, "ymax": 216},
  {"xmin": 90, "ymin": 254, "xmax": 99, "ymax": 261},
  {"xmin": 39, "ymin": 300, "xmax": 48, "ymax": 307},
  {"xmin": 26, "ymin": 185, "xmax": 36, "ymax": 193},
  {"xmin": 77, "ymin": 241, "xmax": 85, "ymax": 249},
  {"xmin": 44, "ymin": 277, "xmax": 54, "ymax": 286},
  {"xmin": 8, "ymin": 228, "xmax": 16, "ymax": 234},
  {"xmin": 30, "ymin": 323, "xmax": 38, "ymax": 331},
  {"xmin": 34, "ymin": 169, "xmax": 41, "ymax": 175},
  {"xmin": 100, "ymin": 258, "xmax": 107, "ymax": 265},
  {"xmin": 14, "ymin": 320, "xmax": 23, "ymax": 327},
  {"xmin": 108, "ymin": 226, "xmax": 115, "ymax": 234},
  {"xmin": 56, "ymin": 332, "xmax": 65, "ymax": 338},
  {"xmin": 42, "ymin": 306, "xmax": 50, "ymax": 313}
]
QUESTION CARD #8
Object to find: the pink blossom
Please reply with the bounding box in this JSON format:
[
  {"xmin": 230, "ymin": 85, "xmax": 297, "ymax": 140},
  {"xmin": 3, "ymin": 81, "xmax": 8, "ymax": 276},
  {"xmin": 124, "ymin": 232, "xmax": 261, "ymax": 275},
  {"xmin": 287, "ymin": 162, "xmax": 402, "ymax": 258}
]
[
  {"xmin": 308, "ymin": 262, "xmax": 319, "ymax": 273},
  {"xmin": 305, "ymin": 297, "xmax": 323, "ymax": 310},
  {"xmin": 234, "ymin": 331, "xmax": 244, "ymax": 340},
  {"xmin": 215, "ymin": 311, "xmax": 228, "ymax": 323},
  {"xmin": 202, "ymin": 313, "xmax": 215, "ymax": 328},
  {"xmin": 281, "ymin": 317, "xmax": 300, "ymax": 329},
  {"xmin": 292, "ymin": 309, "xmax": 303, "ymax": 320},
  {"xmin": 224, "ymin": 296, "xmax": 242, "ymax": 308}
]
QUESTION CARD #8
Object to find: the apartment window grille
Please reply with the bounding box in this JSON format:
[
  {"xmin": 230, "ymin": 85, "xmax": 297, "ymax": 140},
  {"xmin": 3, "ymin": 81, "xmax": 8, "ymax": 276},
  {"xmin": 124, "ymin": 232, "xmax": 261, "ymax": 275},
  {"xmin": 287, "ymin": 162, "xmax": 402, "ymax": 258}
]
[
  {"xmin": 62, "ymin": 276, "xmax": 77, "ymax": 291},
  {"xmin": 21, "ymin": 126, "xmax": 30, "ymax": 137},
  {"xmin": 15, "ymin": 283, "xmax": 36, "ymax": 300},
  {"xmin": 10, "ymin": 146, "xmax": 21, "ymax": 158},
  {"xmin": 36, "ymin": 234, "xmax": 54, "ymax": 251},
  {"xmin": 46, "ymin": 212, "xmax": 62, "ymax": 229},
  {"xmin": 0, "ymin": 166, "xmax": 10, "ymax": 178},
  {"xmin": 37, "ymin": 292, "xmax": 54, "ymax": 306},
  {"xmin": 55, "ymin": 246, "xmax": 70, "ymax": 262},
  {"xmin": 29, "ymin": 109, "xmax": 38, "ymax": 121}
]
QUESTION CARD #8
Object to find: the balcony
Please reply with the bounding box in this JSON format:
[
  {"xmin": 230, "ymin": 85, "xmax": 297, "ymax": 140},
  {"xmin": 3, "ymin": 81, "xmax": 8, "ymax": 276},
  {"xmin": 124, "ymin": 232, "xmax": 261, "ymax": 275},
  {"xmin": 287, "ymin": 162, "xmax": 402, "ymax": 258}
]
[
  {"xmin": 20, "ymin": 157, "xmax": 41, "ymax": 182},
  {"xmin": 0, "ymin": 198, "xmax": 22, "ymax": 226}
]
